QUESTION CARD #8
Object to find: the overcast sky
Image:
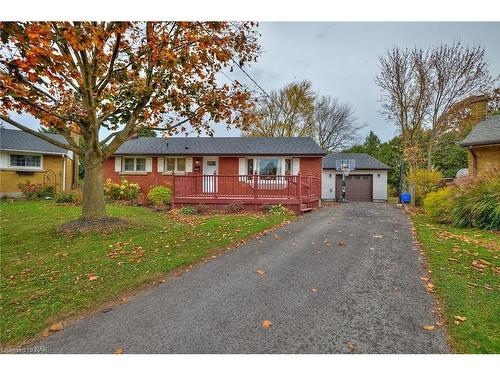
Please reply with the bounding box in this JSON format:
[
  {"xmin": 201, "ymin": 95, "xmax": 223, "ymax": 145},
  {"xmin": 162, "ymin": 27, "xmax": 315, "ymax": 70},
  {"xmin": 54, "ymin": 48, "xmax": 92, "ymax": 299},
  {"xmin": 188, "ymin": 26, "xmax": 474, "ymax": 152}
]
[{"xmin": 5, "ymin": 22, "xmax": 500, "ymax": 143}]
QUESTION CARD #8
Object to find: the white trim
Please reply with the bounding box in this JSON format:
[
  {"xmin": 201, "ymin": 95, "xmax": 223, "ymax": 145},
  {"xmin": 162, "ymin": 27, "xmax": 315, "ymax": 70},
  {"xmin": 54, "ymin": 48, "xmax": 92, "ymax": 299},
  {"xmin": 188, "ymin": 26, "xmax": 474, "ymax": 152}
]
[
  {"xmin": 145, "ymin": 157, "xmax": 152, "ymax": 172},
  {"xmin": 157, "ymin": 157, "xmax": 165, "ymax": 172},
  {"xmin": 62, "ymin": 156, "xmax": 66, "ymax": 191},
  {"xmin": 0, "ymin": 148, "xmax": 66, "ymax": 156},
  {"xmin": 6, "ymin": 153, "xmax": 43, "ymax": 171},
  {"xmin": 114, "ymin": 156, "xmax": 122, "ymax": 172},
  {"xmin": 122, "ymin": 156, "xmax": 148, "ymax": 173}
]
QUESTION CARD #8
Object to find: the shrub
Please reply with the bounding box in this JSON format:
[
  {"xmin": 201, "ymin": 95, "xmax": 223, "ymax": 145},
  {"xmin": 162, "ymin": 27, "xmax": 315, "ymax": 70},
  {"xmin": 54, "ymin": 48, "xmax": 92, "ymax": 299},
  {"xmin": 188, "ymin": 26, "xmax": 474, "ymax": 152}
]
[
  {"xmin": 179, "ymin": 206, "xmax": 197, "ymax": 215},
  {"xmin": 104, "ymin": 178, "xmax": 141, "ymax": 201},
  {"xmin": 265, "ymin": 204, "xmax": 288, "ymax": 215},
  {"xmin": 17, "ymin": 181, "xmax": 43, "ymax": 199},
  {"xmin": 147, "ymin": 185, "xmax": 172, "ymax": 206},
  {"xmin": 226, "ymin": 201, "xmax": 243, "ymax": 213},
  {"xmin": 450, "ymin": 170, "xmax": 500, "ymax": 230},
  {"xmin": 54, "ymin": 191, "xmax": 80, "ymax": 204},
  {"xmin": 408, "ymin": 169, "xmax": 443, "ymax": 206},
  {"xmin": 196, "ymin": 204, "xmax": 210, "ymax": 214},
  {"xmin": 423, "ymin": 187, "xmax": 454, "ymax": 224}
]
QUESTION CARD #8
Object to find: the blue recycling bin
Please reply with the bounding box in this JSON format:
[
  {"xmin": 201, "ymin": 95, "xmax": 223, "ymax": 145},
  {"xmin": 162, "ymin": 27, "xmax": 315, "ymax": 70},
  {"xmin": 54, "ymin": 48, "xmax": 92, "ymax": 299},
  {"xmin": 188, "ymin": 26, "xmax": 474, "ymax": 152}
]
[{"xmin": 400, "ymin": 192, "xmax": 411, "ymax": 204}]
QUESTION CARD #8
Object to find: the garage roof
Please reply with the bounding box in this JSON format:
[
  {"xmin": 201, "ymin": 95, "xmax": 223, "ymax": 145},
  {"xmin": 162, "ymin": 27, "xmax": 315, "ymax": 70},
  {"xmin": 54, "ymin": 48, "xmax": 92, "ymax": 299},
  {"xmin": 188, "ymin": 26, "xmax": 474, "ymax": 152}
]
[{"xmin": 323, "ymin": 153, "xmax": 390, "ymax": 170}]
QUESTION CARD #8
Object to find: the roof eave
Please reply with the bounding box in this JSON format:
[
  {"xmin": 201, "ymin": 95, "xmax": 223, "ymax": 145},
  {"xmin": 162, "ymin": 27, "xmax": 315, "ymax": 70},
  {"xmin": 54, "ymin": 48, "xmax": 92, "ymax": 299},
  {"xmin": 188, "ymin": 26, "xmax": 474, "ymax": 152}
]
[{"xmin": 460, "ymin": 140, "xmax": 500, "ymax": 147}]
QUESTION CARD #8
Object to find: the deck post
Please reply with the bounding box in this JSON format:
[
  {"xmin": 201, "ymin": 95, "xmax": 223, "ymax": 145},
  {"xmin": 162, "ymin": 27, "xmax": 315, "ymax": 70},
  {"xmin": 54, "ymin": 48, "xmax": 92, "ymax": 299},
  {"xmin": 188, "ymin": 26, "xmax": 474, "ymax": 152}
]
[
  {"xmin": 213, "ymin": 170, "xmax": 217, "ymax": 200},
  {"xmin": 308, "ymin": 174, "xmax": 312, "ymax": 198},
  {"xmin": 298, "ymin": 171, "xmax": 302, "ymax": 202},
  {"xmin": 253, "ymin": 171, "xmax": 258, "ymax": 199}
]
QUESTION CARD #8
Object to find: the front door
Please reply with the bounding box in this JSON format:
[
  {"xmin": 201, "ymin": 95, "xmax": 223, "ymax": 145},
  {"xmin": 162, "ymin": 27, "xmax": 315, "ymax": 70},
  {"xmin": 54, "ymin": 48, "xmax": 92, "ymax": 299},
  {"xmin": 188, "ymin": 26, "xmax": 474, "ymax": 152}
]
[
  {"xmin": 203, "ymin": 157, "xmax": 218, "ymax": 193},
  {"xmin": 322, "ymin": 170, "xmax": 335, "ymax": 200}
]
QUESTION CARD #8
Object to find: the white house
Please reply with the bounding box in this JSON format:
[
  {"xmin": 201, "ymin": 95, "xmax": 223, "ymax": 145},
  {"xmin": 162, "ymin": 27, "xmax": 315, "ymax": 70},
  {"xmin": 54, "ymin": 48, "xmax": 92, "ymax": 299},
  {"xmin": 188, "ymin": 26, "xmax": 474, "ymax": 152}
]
[{"xmin": 322, "ymin": 153, "xmax": 389, "ymax": 202}]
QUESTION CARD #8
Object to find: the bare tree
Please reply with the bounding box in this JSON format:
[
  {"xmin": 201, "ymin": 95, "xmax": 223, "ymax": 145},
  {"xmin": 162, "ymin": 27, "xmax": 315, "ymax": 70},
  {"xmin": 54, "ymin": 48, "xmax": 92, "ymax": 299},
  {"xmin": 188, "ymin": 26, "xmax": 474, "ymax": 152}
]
[
  {"xmin": 375, "ymin": 47, "xmax": 431, "ymax": 171},
  {"xmin": 426, "ymin": 42, "xmax": 495, "ymax": 168},
  {"xmin": 315, "ymin": 96, "xmax": 362, "ymax": 152},
  {"xmin": 243, "ymin": 80, "xmax": 315, "ymax": 137}
]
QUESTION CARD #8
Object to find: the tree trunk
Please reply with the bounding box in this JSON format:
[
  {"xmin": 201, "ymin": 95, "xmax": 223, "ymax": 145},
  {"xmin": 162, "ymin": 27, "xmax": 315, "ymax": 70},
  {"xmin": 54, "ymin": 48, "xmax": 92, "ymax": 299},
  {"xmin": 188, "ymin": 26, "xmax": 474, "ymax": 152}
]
[{"xmin": 82, "ymin": 150, "xmax": 107, "ymax": 219}]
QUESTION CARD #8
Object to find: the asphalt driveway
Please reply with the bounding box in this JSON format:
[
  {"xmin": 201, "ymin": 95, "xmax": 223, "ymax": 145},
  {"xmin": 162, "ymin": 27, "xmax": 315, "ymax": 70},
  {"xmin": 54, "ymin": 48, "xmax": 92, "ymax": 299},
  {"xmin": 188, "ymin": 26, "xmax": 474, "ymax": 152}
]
[{"xmin": 38, "ymin": 203, "xmax": 449, "ymax": 353}]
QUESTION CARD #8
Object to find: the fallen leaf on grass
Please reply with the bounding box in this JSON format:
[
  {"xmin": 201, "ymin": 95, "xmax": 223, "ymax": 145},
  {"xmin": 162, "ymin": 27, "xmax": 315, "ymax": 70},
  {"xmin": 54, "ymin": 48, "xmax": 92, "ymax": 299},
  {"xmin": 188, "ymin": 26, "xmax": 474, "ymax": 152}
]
[
  {"xmin": 262, "ymin": 320, "xmax": 273, "ymax": 329},
  {"xmin": 423, "ymin": 325, "xmax": 435, "ymax": 331},
  {"xmin": 256, "ymin": 269, "xmax": 266, "ymax": 276},
  {"xmin": 87, "ymin": 274, "xmax": 99, "ymax": 281},
  {"xmin": 114, "ymin": 347, "xmax": 124, "ymax": 354},
  {"xmin": 454, "ymin": 316, "xmax": 466, "ymax": 325},
  {"xmin": 49, "ymin": 323, "xmax": 63, "ymax": 332}
]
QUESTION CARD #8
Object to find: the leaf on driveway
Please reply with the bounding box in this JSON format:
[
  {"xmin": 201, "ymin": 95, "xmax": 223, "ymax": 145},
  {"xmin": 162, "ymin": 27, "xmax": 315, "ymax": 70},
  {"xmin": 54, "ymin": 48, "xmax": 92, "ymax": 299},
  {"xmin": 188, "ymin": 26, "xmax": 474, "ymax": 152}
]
[
  {"xmin": 423, "ymin": 325, "xmax": 435, "ymax": 331},
  {"xmin": 338, "ymin": 240, "xmax": 346, "ymax": 247},
  {"xmin": 374, "ymin": 235, "xmax": 383, "ymax": 238},
  {"xmin": 346, "ymin": 342, "xmax": 356, "ymax": 352},
  {"xmin": 256, "ymin": 269, "xmax": 266, "ymax": 276},
  {"xmin": 425, "ymin": 283, "xmax": 434, "ymax": 292},
  {"xmin": 311, "ymin": 288, "xmax": 318, "ymax": 293},
  {"xmin": 262, "ymin": 320, "xmax": 273, "ymax": 329},
  {"xmin": 274, "ymin": 235, "xmax": 282, "ymax": 240},
  {"xmin": 49, "ymin": 322, "xmax": 63, "ymax": 332},
  {"xmin": 114, "ymin": 347, "xmax": 124, "ymax": 354}
]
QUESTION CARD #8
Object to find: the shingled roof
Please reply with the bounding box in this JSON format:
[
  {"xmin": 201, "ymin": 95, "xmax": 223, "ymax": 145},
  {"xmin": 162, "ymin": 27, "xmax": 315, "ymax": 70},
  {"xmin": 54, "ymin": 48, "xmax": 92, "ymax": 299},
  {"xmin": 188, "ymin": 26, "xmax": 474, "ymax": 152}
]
[
  {"xmin": 114, "ymin": 136, "xmax": 326, "ymax": 156},
  {"xmin": 322, "ymin": 153, "xmax": 390, "ymax": 170},
  {"xmin": 461, "ymin": 115, "xmax": 500, "ymax": 147},
  {"xmin": 0, "ymin": 128, "xmax": 69, "ymax": 154}
]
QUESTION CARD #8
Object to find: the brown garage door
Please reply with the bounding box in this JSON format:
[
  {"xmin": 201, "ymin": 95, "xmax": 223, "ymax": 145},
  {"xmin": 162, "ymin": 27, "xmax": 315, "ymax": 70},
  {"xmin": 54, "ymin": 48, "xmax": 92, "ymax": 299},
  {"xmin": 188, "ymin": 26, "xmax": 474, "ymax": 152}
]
[{"xmin": 336, "ymin": 174, "xmax": 372, "ymax": 202}]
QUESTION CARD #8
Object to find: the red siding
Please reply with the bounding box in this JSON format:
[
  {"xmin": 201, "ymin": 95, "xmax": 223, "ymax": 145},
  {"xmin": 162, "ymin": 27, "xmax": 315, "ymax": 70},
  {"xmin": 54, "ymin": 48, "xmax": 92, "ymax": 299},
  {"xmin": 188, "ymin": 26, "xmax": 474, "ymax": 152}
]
[{"xmin": 103, "ymin": 156, "xmax": 322, "ymax": 195}]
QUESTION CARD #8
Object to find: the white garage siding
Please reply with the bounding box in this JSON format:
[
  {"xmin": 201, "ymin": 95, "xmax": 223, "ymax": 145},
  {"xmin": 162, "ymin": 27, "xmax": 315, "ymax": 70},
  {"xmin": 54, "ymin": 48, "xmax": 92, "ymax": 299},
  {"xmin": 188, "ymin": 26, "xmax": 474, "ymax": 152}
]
[{"xmin": 321, "ymin": 169, "xmax": 388, "ymax": 202}]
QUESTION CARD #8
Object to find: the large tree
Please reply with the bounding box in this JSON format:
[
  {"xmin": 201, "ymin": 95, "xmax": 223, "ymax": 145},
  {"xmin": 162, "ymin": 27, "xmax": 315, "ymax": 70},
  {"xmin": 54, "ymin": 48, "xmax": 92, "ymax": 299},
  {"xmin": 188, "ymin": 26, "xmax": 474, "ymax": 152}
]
[
  {"xmin": 375, "ymin": 47, "xmax": 430, "ymax": 172},
  {"xmin": 0, "ymin": 22, "xmax": 260, "ymax": 219},
  {"xmin": 426, "ymin": 42, "xmax": 494, "ymax": 168},
  {"xmin": 243, "ymin": 80, "xmax": 315, "ymax": 137},
  {"xmin": 315, "ymin": 95, "xmax": 361, "ymax": 152}
]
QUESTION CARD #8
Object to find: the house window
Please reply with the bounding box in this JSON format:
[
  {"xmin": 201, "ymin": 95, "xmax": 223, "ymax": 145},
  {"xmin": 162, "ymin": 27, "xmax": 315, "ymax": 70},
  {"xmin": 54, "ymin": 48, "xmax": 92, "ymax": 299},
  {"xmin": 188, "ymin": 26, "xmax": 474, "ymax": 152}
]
[
  {"xmin": 247, "ymin": 159, "xmax": 254, "ymax": 175},
  {"xmin": 165, "ymin": 157, "xmax": 186, "ymax": 173},
  {"xmin": 124, "ymin": 157, "xmax": 146, "ymax": 172},
  {"xmin": 259, "ymin": 159, "xmax": 279, "ymax": 176},
  {"xmin": 10, "ymin": 154, "xmax": 41, "ymax": 168},
  {"xmin": 285, "ymin": 159, "xmax": 291, "ymax": 175}
]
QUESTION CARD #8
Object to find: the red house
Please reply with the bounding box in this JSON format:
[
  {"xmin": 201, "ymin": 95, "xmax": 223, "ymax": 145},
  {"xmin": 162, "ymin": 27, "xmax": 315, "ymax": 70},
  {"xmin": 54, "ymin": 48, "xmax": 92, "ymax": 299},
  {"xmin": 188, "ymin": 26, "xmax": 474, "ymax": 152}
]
[{"xmin": 103, "ymin": 137, "xmax": 326, "ymax": 213}]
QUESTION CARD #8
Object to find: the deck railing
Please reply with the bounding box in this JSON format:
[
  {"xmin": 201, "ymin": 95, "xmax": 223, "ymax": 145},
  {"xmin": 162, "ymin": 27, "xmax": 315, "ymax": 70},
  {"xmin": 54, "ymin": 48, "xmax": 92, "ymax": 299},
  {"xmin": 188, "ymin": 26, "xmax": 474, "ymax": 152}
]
[{"xmin": 172, "ymin": 173, "xmax": 320, "ymax": 202}]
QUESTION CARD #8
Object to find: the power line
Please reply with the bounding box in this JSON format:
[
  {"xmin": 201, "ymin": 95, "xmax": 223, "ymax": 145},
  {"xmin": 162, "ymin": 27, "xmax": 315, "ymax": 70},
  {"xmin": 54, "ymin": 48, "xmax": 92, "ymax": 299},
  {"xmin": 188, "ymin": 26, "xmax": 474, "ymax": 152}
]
[{"xmin": 199, "ymin": 22, "xmax": 272, "ymax": 100}]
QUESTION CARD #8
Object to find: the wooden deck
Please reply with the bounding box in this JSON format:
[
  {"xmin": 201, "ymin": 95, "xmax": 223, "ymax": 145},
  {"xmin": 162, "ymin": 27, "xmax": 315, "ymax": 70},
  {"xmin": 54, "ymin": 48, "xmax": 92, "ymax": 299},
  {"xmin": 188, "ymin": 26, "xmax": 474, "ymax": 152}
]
[{"xmin": 171, "ymin": 174, "xmax": 320, "ymax": 213}]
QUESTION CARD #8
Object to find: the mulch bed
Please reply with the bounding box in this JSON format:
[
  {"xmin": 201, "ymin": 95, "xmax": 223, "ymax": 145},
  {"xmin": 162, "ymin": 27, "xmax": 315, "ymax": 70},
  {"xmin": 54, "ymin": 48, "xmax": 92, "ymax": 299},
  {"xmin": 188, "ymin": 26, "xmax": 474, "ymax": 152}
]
[{"xmin": 57, "ymin": 217, "xmax": 132, "ymax": 235}]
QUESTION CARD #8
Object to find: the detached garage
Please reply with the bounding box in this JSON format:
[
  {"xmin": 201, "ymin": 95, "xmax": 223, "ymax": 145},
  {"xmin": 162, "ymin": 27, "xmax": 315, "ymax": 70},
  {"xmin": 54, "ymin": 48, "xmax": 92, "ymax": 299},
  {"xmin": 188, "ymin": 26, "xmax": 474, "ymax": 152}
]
[{"xmin": 322, "ymin": 153, "xmax": 389, "ymax": 202}]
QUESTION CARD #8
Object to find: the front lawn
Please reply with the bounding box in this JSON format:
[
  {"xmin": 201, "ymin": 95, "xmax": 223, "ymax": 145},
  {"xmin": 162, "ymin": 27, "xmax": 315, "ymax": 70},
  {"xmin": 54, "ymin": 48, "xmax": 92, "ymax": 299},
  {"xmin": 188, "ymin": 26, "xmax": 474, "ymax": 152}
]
[
  {"xmin": 411, "ymin": 214, "xmax": 500, "ymax": 353},
  {"xmin": 0, "ymin": 201, "xmax": 292, "ymax": 346}
]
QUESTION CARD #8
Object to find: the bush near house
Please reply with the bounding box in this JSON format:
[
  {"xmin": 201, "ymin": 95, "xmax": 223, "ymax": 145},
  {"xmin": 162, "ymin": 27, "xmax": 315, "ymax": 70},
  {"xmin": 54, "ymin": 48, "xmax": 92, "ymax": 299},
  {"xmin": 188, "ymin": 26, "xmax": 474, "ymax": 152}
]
[
  {"xmin": 17, "ymin": 181, "xmax": 55, "ymax": 199},
  {"xmin": 424, "ymin": 170, "xmax": 500, "ymax": 230},
  {"xmin": 147, "ymin": 185, "xmax": 172, "ymax": 207},
  {"xmin": 104, "ymin": 178, "xmax": 141, "ymax": 201},
  {"xmin": 407, "ymin": 169, "xmax": 443, "ymax": 206},
  {"xmin": 54, "ymin": 191, "xmax": 81, "ymax": 204}
]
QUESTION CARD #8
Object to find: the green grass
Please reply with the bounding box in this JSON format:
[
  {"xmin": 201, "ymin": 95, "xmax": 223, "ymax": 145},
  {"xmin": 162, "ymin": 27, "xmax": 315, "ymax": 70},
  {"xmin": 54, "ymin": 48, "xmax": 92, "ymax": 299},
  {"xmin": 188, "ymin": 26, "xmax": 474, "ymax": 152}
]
[
  {"xmin": 0, "ymin": 201, "xmax": 292, "ymax": 346},
  {"xmin": 411, "ymin": 214, "xmax": 500, "ymax": 353}
]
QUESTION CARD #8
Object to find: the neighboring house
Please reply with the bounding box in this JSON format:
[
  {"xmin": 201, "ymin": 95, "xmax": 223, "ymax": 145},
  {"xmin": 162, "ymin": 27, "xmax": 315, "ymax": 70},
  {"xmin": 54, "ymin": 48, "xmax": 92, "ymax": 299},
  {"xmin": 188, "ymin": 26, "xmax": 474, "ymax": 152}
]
[
  {"xmin": 322, "ymin": 153, "xmax": 389, "ymax": 202},
  {"xmin": 104, "ymin": 136, "xmax": 326, "ymax": 213},
  {"xmin": 0, "ymin": 128, "xmax": 77, "ymax": 197},
  {"xmin": 460, "ymin": 102, "xmax": 500, "ymax": 175}
]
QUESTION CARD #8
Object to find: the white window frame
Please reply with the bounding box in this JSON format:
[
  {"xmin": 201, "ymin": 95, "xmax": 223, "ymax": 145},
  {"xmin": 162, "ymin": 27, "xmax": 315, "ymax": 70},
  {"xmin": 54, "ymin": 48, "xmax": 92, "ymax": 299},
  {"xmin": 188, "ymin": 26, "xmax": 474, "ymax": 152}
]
[
  {"xmin": 241, "ymin": 157, "xmax": 297, "ymax": 188},
  {"xmin": 163, "ymin": 157, "xmax": 187, "ymax": 174},
  {"xmin": 123, "ymin": 157, "xmax": 147, "ymax": 172},
  {"xmin": 8, "ymin": 153, "xmax": 43, "ymax": 170}
]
